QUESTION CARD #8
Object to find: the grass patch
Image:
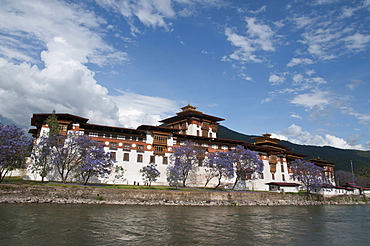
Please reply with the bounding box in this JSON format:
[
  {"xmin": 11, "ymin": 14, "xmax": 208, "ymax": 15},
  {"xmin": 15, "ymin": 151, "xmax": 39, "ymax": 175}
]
[
  {"xmin": 2, "ymin": 177, "xmax": 261, "ymax": 192},
  {"xmin": 2, "ymin": 177, "xmax": 201, "ymax": 191}
]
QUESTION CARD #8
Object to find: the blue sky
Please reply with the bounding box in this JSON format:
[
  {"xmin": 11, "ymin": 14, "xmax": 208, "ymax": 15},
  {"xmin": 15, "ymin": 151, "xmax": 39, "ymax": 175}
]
[{"xmin": 0, "ymin": 0, "xmax": 370, "ymax": 150}]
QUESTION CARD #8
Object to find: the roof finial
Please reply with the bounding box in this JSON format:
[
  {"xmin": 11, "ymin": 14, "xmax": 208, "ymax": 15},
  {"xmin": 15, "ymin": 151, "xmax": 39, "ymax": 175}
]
[{"xmin": 181, "ymin": 103, "xmax": 198, "ymax": 111}]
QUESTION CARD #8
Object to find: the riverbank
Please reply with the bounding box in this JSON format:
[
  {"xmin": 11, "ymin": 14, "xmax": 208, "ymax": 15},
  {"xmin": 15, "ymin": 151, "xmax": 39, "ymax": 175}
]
[{"xmin": 0, "ymin": 184, "xmax": 368, "ymax": 206}]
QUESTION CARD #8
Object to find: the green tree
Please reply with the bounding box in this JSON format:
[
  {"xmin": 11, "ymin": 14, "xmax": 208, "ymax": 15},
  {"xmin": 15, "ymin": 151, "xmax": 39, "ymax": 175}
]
[{"xmin": 46, "ymin": 110, "xmax": 59, "ymax": 136}]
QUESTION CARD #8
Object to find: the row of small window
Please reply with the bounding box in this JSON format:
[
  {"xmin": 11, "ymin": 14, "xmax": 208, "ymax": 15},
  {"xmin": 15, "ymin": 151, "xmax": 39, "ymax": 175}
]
[
  {"xmin": 178, "ymin": 141, "xmax": 229, "ymax": 150},
  {"xmin": 99, "ymin": 142, "xmax": 145, "ymax": 152},
  {"xmin": 110, "ymin": 152, "xmax": 168, "ymax": 164},
  {"xmin": 88, "ymin": 132, "xmax": 145, "ymax": 141}
]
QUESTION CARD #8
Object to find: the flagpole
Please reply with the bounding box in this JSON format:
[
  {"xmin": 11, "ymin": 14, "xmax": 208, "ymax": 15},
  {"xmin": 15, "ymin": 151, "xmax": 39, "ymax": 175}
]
[{"xmin": 350, "ymin": 160, "xmax": 355, "ymax": 184}]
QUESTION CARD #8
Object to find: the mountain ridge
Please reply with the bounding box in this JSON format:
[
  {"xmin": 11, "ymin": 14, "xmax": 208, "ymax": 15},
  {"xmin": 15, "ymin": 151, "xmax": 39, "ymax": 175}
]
[{"xmin": 217, "ymin": 125, "xmax": 370, "ymax": 172}]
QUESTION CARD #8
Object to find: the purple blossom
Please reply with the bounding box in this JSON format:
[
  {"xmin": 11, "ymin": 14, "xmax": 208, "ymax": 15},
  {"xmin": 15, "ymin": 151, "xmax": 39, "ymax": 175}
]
[
  {"xmin": 290, "ymin": 159, "xmax": 329, "ymax": 192},
  {"xmin": 229, "ymin": 145, "xmax": 264, "ymax": 190},
  {"xmin": 33, "ymin": 132, "xmax": 114, "ymax": 184},
  {"xmin": 0, "ymin": 123, "xmax": 32, "ymax": 182},
  {"xmin": 204, "ymin": 151, "xmax": 234, "ymax": 189},
  {"xmin": 167, "ymin": 164, "xmax": 183, "ymax": 188},
  {"xmin": 167, "ymin": 141, "xmax": 202, "ymax": 187},
  {"xmin": 77, "ymin": 139, "xmax": 114, "ymax": 185},
  {"xmin": 140, "ymin": 163, "xmax": 160, "ymax": 187},
  {"xmin": 30, "ymin": 135, "xmax": 54, "ymax": 182}
]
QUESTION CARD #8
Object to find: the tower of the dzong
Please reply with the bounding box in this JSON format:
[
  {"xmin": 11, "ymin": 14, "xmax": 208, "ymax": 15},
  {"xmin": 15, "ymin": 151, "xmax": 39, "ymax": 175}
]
[{"xmin": 160, "ymin": 104, "xmax": 224, "ymax": 138}]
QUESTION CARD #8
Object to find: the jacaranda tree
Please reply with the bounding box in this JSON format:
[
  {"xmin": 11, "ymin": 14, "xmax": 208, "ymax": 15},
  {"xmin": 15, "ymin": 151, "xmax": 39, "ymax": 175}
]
[
  {"xmin": 335, "ymin": 169, "xmax": 370, "ymax": 188},
  {"xmin": 0, "ymin": 123, "xmax": 32, "ymax": 182},
  {"xmin": 204, "ymin": 151, "xmax": 234, "ymax": 189},
  {"xmin": 112, "ymin": 165, "xmax": 125, "ymax": 185},
  {"xmin": 167, "ymin": 141, "xmax": 202, "ymax": 187},
  {"xmin": 166, "ymin": 164, "xmax": 183, "ymax": 188},
  {"xmin": 35, "ymin": 132, "xmax": 113, "ymax": 184},
  {"xmin": 30, "ymin": 135, "xmax": 53, "ymax": 182},
  {"xmin": 30, "ymin": 110, "xmax": 60, "ymax": 181},
  {"xmin": 229, "ymin": 145, "xmax": 264, "ymax": 190},
  {"xmin": 335, "ymin": 170, "xmax": 354, "ymax": 186},
  {"xmin": 290, "ymin": 159, "xmax": 329, "ymax": 192},
  {"xmin": 77, "ymin": 139, "xmax": 114, "ymax": 185},
  {"xmin": 140, "ymin": 163, "xmax": 160, "ymax": 187}
]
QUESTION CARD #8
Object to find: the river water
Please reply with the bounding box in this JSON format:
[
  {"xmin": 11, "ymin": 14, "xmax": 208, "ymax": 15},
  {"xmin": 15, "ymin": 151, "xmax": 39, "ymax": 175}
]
[{"xmin": 0, "ymin": 204, "xmax": 369, "ymax": 245}]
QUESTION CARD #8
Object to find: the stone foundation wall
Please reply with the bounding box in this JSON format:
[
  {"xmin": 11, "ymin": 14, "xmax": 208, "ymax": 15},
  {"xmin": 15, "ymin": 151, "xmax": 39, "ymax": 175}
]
[{"xmin": 0, "ymin": 184, "xmax": 368, "ymax": 206}]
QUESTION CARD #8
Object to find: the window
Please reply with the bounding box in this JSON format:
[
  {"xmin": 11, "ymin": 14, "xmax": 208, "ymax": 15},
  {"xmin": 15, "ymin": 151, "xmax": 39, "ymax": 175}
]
[
  {"xmin": 89, "ymin": 132, "xmax": 98, "ymax": 137},
  {"xmin": 137, "ymin": 145, "xmax": 144, "ymax": 153},
  {"xmin": 272, "ymin": 173, "xmax": 275, "ymax": 180},
  {"xmin": 163, "ymin": 157, "xmax": 168, "ymax": 165},
  {"xmin": 123, "ymin": 143, "xmax": 131, "ymax": 151},
  {"xmin": 110, "ymin": 152, "xmax": 116, "ymax": 160},
  {"xmin": 123, "ymin": 153, "xmax": 129, "ymax": 161},
  {"xmin": 154, "ymin": 146, "xmax": 166, "ymax": 155},
  {"xmin": 282, "ymin": 174, "xmax": 285, "ymax": 181},
  {"xmin": 110, "ymin": 142, "xmax": 118, "ymax": 150},
  {"xmin": 150, "ymin": 155, "xmax": 155, "ymax": 163},
  {"xmin": 137, "ymin": 154, "xmax": 143, "ymax": 163},
  {"xmin": 59, "ymin": 125, "xmax": 67, "ymax": 132},
  {"xmin": 281, "ymin": 164, "xmax": 285, "ymax": 172}
]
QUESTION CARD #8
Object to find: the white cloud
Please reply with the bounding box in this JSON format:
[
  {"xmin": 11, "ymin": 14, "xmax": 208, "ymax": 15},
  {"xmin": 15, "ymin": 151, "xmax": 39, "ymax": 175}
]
[
  {"xmin": 292, "ymin": 74, "xmax": 304, "ymax": 85},
  {"xmin": 0, "ymin": 0, "xmax": 178, "ymax": 129},
  {"xmin": 305, "ymin": 69, "xmax": 315, "ymax": 76},
  {"xmin": 313, "ymin": 0, "xmax": 339, "ymax": 5},
  {"xmin": 365, "ymin": 0, "xmax": 370, "ymax": 8},
  {"xmin": 245, "ymin": 17, "xmax": 275, "ymax": 52},
  {"xmin": 272, "ymin": 124, "xmax": 364, "ymax": 150},
  {"xmin": 341, "ymin": 6, "xmax": 358, "ymax": 18},
  {"xmin": 293, "ymin": 7, "xmax": 370, "ymax": 61},
  {"xmin": 346, "ymin": 79, "xmax": 364, "ymax": 91},
  {"xmin": 292, "ymin": 15, "xmax": 316, "ymax": 29},
  {"xmin": 224, "ymin": 17, "xmax": 276, "ymax": 63},
  {"xmin": 287, "ymin": 57, "xmax": 314, "ymax": 67},
  {"xmin": 290, "ymin": 89, "xmax": 330, "ymax": 109},
  {"xmin": 96, "ymin": 0, "xmax": 225, "ymax": 35},
  {"xmin": 0, "ymin": 0, "xmax": 127, "ymax": 66},
  {"xmin": 249, "ymin": 5, "xmax": 266, "ymax": 14},
  {"xmin": 341, "ymin": 107, "xmax": 370, "ymax": 125},
  {"xmin": 0, "ymin": 54, "xmax": 178, "ymax": 129},
  {"xmin": 289, "ymin": 113, "xmax": 302, "ymax": 119},
  {"xmin": 112, "ymin": 91, "xmax": 178, "ymax": 128},
  {"xmin": 269, "ymin": 74, "xmax": 285, "ymax": 86},
  {"xmin": 0, "ymin": 56, "xmax": 120, "ymax": 127},
  {"xmin": 95, "ymin": 0, "xmax": 176, "ymax": 34},
  {"xmin": 344, "ymin": 33, "xmax": 370, "ymax": 50},
  {"xmin": 224, "ymin": 28, "xmax": 260, "ymax": 63}
]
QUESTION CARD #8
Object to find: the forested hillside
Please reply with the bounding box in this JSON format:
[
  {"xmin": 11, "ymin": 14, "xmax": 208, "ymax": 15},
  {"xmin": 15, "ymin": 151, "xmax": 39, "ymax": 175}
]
[{"xmin": 217, "ymin": 125, "xmax": 370, "ymax": 172}]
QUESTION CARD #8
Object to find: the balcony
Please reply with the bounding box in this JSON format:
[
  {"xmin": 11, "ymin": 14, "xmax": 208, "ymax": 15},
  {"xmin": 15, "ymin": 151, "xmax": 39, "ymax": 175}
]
[
  {"xmin": 153, "ymin": 134, "xmax": 167, "ymax": 145},
  {"xmin": 154, "ymin": 146, "xmax": 166, "ymax": 156}
]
